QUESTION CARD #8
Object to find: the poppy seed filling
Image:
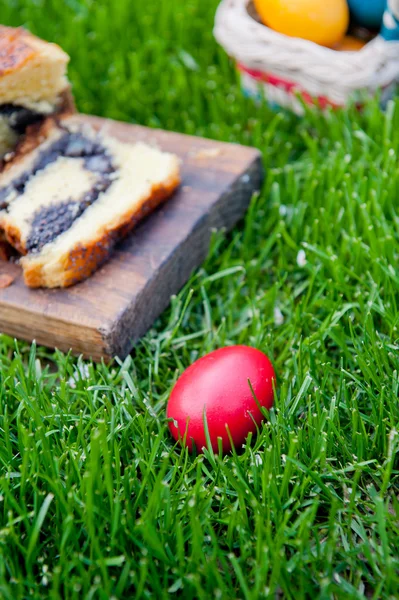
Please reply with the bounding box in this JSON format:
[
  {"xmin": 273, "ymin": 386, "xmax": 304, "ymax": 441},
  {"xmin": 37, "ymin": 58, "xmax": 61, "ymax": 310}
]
[
  {"xmin": 0, "ymin": 104, "xmax": 43, "ymax": 134},
  {"xmin": 1, "ymin": 130, "xmax": 116, "ymax": 253}
]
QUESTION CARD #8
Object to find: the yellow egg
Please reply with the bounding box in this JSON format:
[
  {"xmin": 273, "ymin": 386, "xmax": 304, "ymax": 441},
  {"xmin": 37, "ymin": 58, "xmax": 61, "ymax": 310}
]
[{"xmin": 254, "ymin": 0, "xmax": 349, "ymax": 48}]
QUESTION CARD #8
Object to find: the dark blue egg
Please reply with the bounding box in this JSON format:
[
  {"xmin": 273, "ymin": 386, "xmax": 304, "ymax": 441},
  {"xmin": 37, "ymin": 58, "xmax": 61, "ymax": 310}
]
[{"xmin": 348, "ymin": 0, "xmax": 387, "ymax": 29}]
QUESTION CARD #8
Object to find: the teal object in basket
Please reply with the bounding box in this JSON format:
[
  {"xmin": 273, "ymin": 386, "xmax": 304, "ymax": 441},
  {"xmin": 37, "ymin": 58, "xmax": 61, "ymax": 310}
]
[
  {"xmin": 381, "ymin": 0, "xmax": 399, "ymax": 39},
  {"xmin": 348, "ymin": 0, "xmax": 386, "ymax": 29}
]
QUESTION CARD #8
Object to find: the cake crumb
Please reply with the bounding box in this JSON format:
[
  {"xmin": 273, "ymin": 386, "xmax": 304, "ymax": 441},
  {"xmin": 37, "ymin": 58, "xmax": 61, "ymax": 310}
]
[
  {"xmin": 195, "ymin": 148, "xmax": 222, "ymax": 159},
  {"xmin": 0, "ymin": 273, "xmax": 15, "ymax": 288}
]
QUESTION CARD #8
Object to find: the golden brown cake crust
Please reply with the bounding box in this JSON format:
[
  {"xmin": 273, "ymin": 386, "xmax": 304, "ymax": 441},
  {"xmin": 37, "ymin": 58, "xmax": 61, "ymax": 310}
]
[
  {"xmin": 0, "ymin": 26, "xmax": 36, "ymax": 77},
  {"xmin": 0, "ymin": 25, "xmax": 67, "ymax": 78},
  {"xmin": 0, "ymin": 23, "xmax": 70, "ymax": 117},
  {"xmin": 2, "ymin": 222, "xmax": 25, "ymax": 254}
]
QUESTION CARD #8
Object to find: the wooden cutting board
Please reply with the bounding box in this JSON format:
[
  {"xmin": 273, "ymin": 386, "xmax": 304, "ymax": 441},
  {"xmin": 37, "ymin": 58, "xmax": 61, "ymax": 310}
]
[{"xmin": 0, "ymin": 115, "xmax": 263, "ymax": 361}]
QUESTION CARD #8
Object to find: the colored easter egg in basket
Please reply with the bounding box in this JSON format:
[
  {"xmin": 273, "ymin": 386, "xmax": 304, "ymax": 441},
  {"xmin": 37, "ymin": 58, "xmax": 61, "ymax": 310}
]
[
  {"xmin": 347, "ymin": 0, "xmax": 387, "ymax": 29},
  {"xmin": 253, "ymin": 0, "xmax": 349, "ymax": 47},
  {"xmin": 334, "ymin": 35, "xmax": 367, "ymax": 50},
  {"xmin": 381, "ymin": 1, "xmax": 399, "ymax": 40}
]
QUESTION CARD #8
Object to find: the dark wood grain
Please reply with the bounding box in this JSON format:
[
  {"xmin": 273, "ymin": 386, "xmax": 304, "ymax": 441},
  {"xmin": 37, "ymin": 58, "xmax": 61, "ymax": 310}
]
[{"xmin": 0, "ymin": 115, "xmax": 263, "ymax": 361}]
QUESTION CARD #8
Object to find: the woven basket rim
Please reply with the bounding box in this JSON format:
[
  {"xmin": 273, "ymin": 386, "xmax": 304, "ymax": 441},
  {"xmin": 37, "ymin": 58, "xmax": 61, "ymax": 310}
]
[{"xmin": 214, "ymin": 0, "xmax": 399, "ymax": 71}]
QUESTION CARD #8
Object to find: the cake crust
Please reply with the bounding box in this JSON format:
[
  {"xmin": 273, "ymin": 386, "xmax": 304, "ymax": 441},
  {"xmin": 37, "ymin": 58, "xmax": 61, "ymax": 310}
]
[
  {"xmin": 0, "ymin": 26, "xmax": 69, "ymax": 104},
  {"xmin": 0, "ymin": 26, "xmax": 37, "ymax": 77}
]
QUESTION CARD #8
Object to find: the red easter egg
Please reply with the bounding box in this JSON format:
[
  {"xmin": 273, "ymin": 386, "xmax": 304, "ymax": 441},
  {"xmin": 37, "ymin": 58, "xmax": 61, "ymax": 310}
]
[{"xmin": 167, "ymin": 346, "xmax": 275, "ymax": 453}]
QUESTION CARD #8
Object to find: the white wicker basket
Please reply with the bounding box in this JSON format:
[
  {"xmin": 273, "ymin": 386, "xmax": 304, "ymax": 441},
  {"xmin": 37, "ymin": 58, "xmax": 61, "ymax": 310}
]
[{"xmin": 214, "ymin": 0, "xmax": 399, "ymax": 114}]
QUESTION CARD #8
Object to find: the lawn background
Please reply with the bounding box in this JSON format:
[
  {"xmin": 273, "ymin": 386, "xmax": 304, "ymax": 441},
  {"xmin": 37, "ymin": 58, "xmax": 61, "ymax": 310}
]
[{"xmin": 1, "ymin": 1, "xmax": 399, "ymax": 598}]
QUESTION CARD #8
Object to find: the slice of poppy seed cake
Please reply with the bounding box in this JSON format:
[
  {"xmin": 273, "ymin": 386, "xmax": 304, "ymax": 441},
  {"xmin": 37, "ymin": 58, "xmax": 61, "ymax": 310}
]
[
  {"xmin": 0, "ymin": 117, "xmax": 180, "ymax": 287},
  {"xmin": 0, "ymin": 25, "xmax": 74, "ymax": 162}
]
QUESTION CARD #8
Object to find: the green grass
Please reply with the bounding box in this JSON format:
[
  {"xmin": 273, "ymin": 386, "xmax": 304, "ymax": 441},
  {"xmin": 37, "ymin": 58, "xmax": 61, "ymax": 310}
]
[{"xmin": 1, "ymin": 0, "xmax": 399, "ymax": 598}]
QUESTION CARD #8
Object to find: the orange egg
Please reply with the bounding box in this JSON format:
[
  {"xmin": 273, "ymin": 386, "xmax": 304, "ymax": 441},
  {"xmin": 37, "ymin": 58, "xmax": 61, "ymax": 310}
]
[
  {"xmin": 334, "ymin": 35, "xmax": 366, "ymax": 51},
  {"xmin": 254, "ymin": 0, "xmax": 349, "ymax": 48}
]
